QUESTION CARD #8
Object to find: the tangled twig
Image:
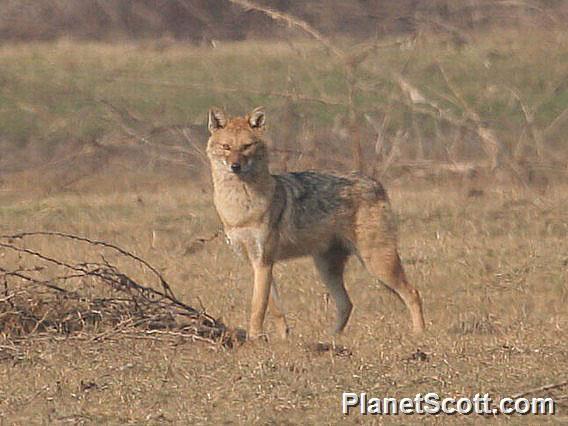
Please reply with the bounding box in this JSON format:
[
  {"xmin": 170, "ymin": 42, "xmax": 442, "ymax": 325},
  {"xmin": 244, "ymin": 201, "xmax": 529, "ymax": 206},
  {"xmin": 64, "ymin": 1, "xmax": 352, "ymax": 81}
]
[{"xmin": 0, "ymin": 231, "xmax": 236, "ymax": 347}]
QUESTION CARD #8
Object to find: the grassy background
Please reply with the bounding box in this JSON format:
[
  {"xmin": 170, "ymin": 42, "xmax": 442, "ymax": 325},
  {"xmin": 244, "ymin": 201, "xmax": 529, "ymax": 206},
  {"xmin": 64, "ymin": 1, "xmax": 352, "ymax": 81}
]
[
  {"xmin": 1, "ymin": 26, "xmax": 567, "ymax": 186},
  {"xmin": 1, "ymin": 20, "xmax": 568, "ymax": 424}
]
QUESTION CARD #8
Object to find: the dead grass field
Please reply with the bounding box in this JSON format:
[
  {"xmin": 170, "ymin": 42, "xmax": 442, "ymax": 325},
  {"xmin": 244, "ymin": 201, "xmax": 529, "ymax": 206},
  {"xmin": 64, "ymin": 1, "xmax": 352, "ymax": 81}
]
[
  {"xmin": 0, "ymin": 25, "xmax": 567, "ymax": 423},
  {"xmin": 1, "ymin": 177, "xmax": 566, "ymax": 424}
]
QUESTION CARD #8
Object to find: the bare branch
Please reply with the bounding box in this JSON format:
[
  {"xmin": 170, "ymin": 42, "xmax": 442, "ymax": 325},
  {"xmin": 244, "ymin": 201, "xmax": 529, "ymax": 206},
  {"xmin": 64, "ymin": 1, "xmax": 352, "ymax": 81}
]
[
  {"xmin": 0, "ymin": 231, "xmax": 233, "ymax": 346},
  {"xmin": 225, "ymin": 0, "xmax": 344, "ymax": 59},
  {"xmin": 508, "ymin": 87, "xmax": 545, "ymax": 160}
]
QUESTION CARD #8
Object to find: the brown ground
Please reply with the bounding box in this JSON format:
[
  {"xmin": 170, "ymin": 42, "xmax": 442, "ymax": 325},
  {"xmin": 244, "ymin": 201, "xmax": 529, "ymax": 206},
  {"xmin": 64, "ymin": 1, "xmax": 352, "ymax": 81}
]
[{"xmin": 0, "ymin": 177, "xmax": 567, "ymax": 424}]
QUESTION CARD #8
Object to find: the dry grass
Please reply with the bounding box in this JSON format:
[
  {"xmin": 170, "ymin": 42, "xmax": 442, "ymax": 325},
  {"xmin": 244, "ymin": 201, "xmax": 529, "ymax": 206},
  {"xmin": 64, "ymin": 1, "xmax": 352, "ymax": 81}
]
[
  {"xmin": 1, "ymin": 177, "xmax": 566, "ymax": 423},
  {"xmin": 1, "ymin": 15, "xmax": 567, "ymax": 423}
]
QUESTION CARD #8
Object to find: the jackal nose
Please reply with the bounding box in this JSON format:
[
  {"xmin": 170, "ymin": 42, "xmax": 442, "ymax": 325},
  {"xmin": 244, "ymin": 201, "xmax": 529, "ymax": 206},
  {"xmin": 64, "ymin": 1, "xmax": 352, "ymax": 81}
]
[{"xmin": 230, "ymin": 163, "xmax": 241, "ymax": 173}]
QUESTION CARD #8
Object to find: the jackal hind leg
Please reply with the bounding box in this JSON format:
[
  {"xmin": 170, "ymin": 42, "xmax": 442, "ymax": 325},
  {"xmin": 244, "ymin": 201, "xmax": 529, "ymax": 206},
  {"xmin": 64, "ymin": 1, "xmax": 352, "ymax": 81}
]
[
  {"xmin": 268, "ymin": 280, "xmax": 289, "ymax": 339},
  {"xmin": 359, "ymin": 244, "xmax": 425, "ymax": 333},
  {"xmin": 313, "ymin": 245, "xmax": 352, "ymax": 335}
]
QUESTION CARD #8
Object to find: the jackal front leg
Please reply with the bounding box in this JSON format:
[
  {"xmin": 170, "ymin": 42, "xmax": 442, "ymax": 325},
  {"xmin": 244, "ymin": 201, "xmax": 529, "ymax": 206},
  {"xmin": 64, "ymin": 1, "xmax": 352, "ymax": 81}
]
[{"xmin": 249, "ymin": 262, "xmax": 273, "ymax": 339}]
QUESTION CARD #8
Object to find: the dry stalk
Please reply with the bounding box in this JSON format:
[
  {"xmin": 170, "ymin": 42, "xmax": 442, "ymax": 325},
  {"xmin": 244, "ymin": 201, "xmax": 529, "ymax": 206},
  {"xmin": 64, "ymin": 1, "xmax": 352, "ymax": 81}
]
[
  {"xmin": 395, "ymin": 71, "xmax": 547, "ymax": 203},
  {"xmin": 510, "ymin": 380, "xmax": 568, "ymax": 399},
  {"xmin": 508, "ymin": 87, "xmax": 545, "ymax": 161},
  {"xmin": 225, "ymin": 0, "xmax": 343, "ymax": 59},
  {"xmin": 436, "ymin": 64, "xmax": 504, "ymax": 171},
  {"xmin": 224, "ymin": 0, "xmax": 380, "ymax": 172}
]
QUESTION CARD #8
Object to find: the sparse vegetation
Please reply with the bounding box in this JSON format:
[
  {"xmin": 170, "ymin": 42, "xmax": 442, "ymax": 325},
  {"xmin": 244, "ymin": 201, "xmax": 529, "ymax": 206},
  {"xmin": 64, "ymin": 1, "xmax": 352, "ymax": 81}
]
[
  {"xmin": 1, "ymin": 184, "xmax": 567, "ymax": 422},
  {"xmin": 1, "ymin": 0, "xmax": 567, "ymax": 423}
]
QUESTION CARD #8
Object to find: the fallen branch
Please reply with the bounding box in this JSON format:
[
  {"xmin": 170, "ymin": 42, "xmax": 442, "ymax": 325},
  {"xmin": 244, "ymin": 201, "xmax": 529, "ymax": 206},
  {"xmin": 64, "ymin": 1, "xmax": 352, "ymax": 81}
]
[
  {"xmin": 510, "ymin": 380, "xmax": 568, "ymax": 399},
  {"xmin": 0, "ymin": 232, "xmax": 235, "ymax": 347}
]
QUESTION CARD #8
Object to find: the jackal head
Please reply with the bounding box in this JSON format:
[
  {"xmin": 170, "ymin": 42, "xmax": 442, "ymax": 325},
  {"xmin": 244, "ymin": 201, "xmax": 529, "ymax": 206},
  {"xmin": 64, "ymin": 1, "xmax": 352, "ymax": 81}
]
[{"xmin": 206, "ymin": 107, "xmax": 268, "ymax": 177}]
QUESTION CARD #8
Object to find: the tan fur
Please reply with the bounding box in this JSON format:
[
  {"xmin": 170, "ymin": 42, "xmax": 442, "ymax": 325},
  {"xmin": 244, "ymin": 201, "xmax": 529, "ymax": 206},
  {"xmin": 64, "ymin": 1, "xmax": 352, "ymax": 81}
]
[{"xmin": 206, "ymin": 107, "xmax": 425, "ymax": 339}]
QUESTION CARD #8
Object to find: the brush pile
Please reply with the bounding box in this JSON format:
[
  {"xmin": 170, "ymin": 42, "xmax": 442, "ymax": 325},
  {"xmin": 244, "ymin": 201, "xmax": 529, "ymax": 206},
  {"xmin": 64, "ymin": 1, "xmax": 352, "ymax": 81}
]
[{"xmin": 0, "ymin": 232, "xmax": 234, "ymax": 348}]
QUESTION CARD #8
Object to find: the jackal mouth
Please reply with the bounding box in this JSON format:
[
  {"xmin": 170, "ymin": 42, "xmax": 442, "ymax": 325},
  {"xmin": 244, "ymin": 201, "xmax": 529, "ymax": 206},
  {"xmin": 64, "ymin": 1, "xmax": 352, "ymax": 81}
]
[{"xmin": 222, "ymin": 159, "xmax": 253, "ymax": 176}]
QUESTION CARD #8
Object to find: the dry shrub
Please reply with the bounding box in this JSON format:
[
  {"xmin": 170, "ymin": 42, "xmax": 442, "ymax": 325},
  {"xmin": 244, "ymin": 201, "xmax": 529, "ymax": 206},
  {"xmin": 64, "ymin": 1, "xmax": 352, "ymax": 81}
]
[{"xmin": 0, "ymin": 232, "xmax": 236, "ymax": 346}]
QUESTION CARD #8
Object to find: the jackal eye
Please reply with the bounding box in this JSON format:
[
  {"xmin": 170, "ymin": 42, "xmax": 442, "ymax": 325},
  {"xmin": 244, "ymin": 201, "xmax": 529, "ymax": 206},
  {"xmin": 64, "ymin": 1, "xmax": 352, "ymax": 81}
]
[
  {"xmin": 242, "ymin": 143, "xmax": 253, "ymax": 150},
  {"xmin": 222, "ymin": 144, "xmax": 231, "ymax": 151}
]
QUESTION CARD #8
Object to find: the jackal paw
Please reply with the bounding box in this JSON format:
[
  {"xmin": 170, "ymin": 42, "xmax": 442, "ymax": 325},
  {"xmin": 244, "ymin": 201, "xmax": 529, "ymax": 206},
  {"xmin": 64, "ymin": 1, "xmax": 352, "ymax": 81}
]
[
  {"xmin": 247, "ymin": 330, "xmax": 268, "ymax": 342},
  {"xmin": 275, "ymin": 321, "xmax": 289, "ymax": 340}
]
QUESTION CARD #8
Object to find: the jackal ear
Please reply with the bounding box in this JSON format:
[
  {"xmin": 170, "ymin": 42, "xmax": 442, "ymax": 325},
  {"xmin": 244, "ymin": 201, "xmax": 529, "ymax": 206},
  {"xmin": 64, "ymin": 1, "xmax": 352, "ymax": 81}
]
[
  {"xmin": 248, "ymin": 107, "xmax": 266, "ymax": 129},
  {"xmin": 208, "ymin": 107, "xmax": 227, "ymax": 133}
]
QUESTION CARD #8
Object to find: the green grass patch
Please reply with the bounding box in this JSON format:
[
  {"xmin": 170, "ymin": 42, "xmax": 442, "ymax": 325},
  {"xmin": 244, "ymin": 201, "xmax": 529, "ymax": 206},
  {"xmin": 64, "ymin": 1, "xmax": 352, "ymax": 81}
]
[{"xmin": 0, "ymin": 30, "xmax": 567, "ymax": 161}]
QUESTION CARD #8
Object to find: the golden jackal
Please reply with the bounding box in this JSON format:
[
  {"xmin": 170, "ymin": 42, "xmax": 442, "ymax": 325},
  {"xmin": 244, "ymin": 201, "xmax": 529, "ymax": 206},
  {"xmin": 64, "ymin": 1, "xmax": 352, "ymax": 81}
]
[{"xmin": 206, "ymin": 107, "xmax": 425, "ymax": 339}]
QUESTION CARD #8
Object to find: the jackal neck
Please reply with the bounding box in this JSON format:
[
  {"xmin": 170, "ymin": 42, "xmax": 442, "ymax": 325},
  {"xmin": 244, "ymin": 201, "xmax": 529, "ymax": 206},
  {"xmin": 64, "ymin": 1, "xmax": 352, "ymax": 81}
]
[
  {"xmin": 210, "ymin": 166, "xmax": 275, "ymax": 228},
  {"xmin": 211, "ymin": 170, "xmax": 274, "ymax": 195}
]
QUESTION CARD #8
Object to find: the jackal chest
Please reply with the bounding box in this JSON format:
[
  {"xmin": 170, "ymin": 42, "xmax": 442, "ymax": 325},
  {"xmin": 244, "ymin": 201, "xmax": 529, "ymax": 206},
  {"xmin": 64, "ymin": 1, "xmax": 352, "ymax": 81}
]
[
  {"xmin": 213, "ymin": 187, "xmax": 271, "ymax": 228},
  {"xmin": 224, "ymin": 225, "xmax": 269, "ymax": 260},
  {"xmin": 215, "ymin": 202, "xmax": 268, "ymax": 228}
]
